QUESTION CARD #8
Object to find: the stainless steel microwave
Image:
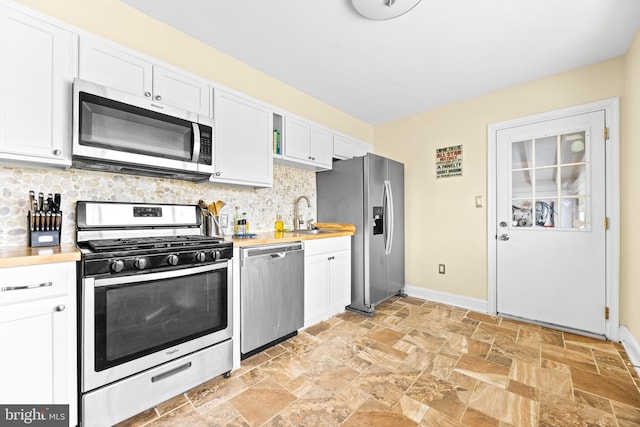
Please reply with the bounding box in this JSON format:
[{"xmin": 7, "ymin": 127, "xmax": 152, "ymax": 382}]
[{"xmin": 72, "ymin": 78, "xmax": 214, "ymax": 182}]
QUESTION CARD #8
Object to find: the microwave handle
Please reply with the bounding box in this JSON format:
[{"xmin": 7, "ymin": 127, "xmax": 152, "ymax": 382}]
[{"xmin": 191, "ymin": 123, "xmax": 201, "ymax": 163}]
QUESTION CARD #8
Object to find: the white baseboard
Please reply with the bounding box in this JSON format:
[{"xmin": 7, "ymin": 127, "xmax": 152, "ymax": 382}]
[
  {"xmin": 619, "ymin": 325, "xmax": 640, "ymax": 376},
  {"xmin": 404, "ymin": 285, "xmax": 488, "ymax": 313}
]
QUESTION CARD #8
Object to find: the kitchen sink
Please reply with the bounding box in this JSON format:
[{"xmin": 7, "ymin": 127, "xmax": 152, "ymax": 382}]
[{"xmin": 286, "ymin": 229, "xmax": 335, "ymax": 235}]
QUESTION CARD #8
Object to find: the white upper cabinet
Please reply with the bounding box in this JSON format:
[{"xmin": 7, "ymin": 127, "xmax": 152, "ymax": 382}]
[
  {"xmin": 79, "ymin": 38, "xmax": 211, "ymax": 116},
  {"xmin": 0, "ymin": 6, "xmax": 75, "ymax": 166},
  {"xmin": 282, "ymin": 115, "xmax": 333, "ymax": 169},
  {"xmin": 333, "ymin": 133, "xmax": 373, "ymax": 160},
  {"xmin": 333, "ymin": 134, "xmax": 355, "ymax": 160},
  {"xmin": 210, "ymin": 88, "xmax": 273, "ymax": 187}
]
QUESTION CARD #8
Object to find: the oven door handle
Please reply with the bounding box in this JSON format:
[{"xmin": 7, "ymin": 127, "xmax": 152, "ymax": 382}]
[{"xmin": 92, "ymin": 262, "xmax": 228, "ymax": 288}]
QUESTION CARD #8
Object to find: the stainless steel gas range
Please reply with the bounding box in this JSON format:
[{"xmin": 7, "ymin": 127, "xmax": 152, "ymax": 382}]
[{"xmin": 75, "ymin": 201, "xmax": 233, "ymax": 427}]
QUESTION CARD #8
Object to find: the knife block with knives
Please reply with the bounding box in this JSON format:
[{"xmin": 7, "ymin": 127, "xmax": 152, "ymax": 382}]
[{"xmin": 27, "ymin": 190, "xmax": 62, "ymax": 247}]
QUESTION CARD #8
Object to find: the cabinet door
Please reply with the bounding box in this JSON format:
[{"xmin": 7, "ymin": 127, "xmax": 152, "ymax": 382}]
[
  {"xmin": 79, "ymin": 38, "xmax": 152, "ymax": 97},
  {"xmin": 333, "ymin": 134, "xmax": 355, "ymax": 160},
  {"xmin": 284, "ymin": 116, "xmax": 311, "ymax": 162},
  {"xmin": 0, "ymin": 8, "xmax": 74, "ymax": 164},
  {"xmin": 212, "ymin": 89, "xmax": 273, "ymax": 187},
  {"xmin": 304, "ymin": 254, "xmax": 329, "ymax": 327},
  {"xmin": 329, "ymin": 250, "xmax": 352, "ymax": 311},
  {"xmin": 153, "ymin": 65, "xmax": 210, "ymax": 116},
  {"xmin": 310, "ymin": 125, "xmax": 333, "ymax": 168},
  {"xmin": 0, "ymin": 296, "xmax": 68, "ymax": 404}
]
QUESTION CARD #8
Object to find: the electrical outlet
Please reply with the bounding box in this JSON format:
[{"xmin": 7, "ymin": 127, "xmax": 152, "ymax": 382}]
[{"xmin": 438, "ymin": 264, "xmax": 446, "ymax": 274}]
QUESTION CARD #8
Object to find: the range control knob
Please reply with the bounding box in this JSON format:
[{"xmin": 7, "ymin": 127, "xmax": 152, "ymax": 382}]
[
  {"xmin": 134, "ymin": 258, "xmax": 147, "ymax": 270},
  {"xmin": 111, "ymin": 259, "xmax": 125, "ymax": 273},
  {"xmin": 194, "ymin": 251, "xmax": 206, "ymax": 262},
  {"xmin": 212, "ymin": 250, "xmax": 221, "ymax": 261},
  {"xmin": 167, "ymin": 254, "xmax": 179, "ymax": 266}
]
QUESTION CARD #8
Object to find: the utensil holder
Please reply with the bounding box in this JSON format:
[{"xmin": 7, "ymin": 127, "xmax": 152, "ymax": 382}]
[
  {"xmin": 28, "ymin": 211, "xmax": 62, "ymax": 247},
  {"xmin": 203, "ymin": 215, "xmax": 222, "ymax": 237}
]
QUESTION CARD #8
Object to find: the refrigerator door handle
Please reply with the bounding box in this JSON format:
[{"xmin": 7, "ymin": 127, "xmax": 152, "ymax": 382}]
[{"xmin": 384, "ymin": 180, "xmax": 394, "ymax": 255}]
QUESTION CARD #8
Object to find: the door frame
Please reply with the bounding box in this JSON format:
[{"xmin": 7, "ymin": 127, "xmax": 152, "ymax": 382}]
[{"xmin": 487, "ymin": 98, "xmax": 620, "ymax": 340}]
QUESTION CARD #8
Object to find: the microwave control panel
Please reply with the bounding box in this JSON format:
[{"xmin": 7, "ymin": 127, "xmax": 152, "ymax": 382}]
[{"xmin": 199, "ymin": 127, "xmax": 213, "ymax": 166}]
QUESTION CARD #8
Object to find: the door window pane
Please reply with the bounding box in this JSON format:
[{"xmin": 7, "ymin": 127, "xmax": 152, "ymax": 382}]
[
  {"xmin": 512, "ymin": 140, "xmax": 532, "ymax": 169},
  {"xmin": 560, "ymin": 164, "xmax": 586, "ymax": 197},
  {"xmin": 535, "ymin": 136, "xmax": 557, "ymax": 167},
  {"xmin": 535, "ymin": 167, "xmax": 556, "ymax": 196},
  {"xmin": 512, "ymin": 200, "xmax": 533, "ymax": 227},
  {"xmin": 558, "ymin": 198, "xmax": 586, "ymax": 229},
  {"xmin": 535, "ymin": 199, "xmax": 556, "ymax": 227},
  {"xmin": 512, "ymin": 170, "xmax": 532, "ymax": 198},
  {"xmin": 561, "ymin": 132, "xmax": 586, "ymax": 164}
]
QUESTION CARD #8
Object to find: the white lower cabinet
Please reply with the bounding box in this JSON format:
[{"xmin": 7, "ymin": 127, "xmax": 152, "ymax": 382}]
[
  {"xmin": 304, "ymin": 237, "xmax": 351, "ymax": 327},
  {"xmin": 0, "ymin": 262, "xmax": 77, "ymax": 426}
]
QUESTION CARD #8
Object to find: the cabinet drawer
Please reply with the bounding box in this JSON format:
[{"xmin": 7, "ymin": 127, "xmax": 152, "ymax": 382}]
[
  {"xmin": 304, "ymin": 236, "xmax": 350, "ymax": 256},
  {"xmin": 0, "ymin": 262, "xmax": 74, "ymax": 306}
]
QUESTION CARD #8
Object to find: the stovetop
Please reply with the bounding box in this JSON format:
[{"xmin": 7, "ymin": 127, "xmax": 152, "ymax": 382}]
[
  {"xmin": 75, "ymin": 202, "xmax": 233, "ymax": 277},
  {"xmin": 85, "ymin": 235, "xmax": 225, "ymax": 252}
]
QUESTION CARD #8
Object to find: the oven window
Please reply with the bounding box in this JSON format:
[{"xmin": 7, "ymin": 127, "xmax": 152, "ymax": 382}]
[
  {"xmin": 94, "ymin": 269, "xmax": 227, "ymax": 371},
  {"xmin": 79, "ymin": 92, "xmax": 193, "ymax": 161}
]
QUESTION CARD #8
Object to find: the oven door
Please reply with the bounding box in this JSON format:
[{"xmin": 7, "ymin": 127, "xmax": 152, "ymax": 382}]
[{"xmin": 81, "ymin": 261, "xmax": 231, "ymax": 393}]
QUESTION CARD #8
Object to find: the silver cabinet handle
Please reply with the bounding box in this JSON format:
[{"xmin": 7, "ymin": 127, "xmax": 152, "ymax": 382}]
[
  {"xmin": 55, "ymin": 304, "xmax": 66, "ymax": 312},
  {"xmin": 52, "ymin": 149, "xmax": 62, "ymax": 156},
  {"xmin": 154, "ymin": 95, "xmax": 162, "ymax": 101},
  {"xmin": 1, "ymin": 281, "xmax": 52, "ymax": 292},
  {"xmin": 144, "ymin": 91, "xmax": 152, "ymax": 97},
  {"xmin": 500, "ymin": 234, "xmax": 510, "ymax": 241},
  {"xmin": 215, "ymin": 172, "xmax": 221, "ymax": 176},
  {"xmin": 327, "ymin": 256, "xmax": 335, "ymax": 261}
]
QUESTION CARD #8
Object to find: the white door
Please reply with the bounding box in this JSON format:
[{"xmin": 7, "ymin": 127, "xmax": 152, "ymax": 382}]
[{"xmin": 496, "ymin": 110, "xmax": 607, "ymax": 336}]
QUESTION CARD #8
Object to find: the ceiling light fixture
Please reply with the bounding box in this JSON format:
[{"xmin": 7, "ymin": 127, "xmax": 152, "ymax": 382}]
[{"xmin": 351, "ymin": 0, "xmax": 422, "ymax": 20}]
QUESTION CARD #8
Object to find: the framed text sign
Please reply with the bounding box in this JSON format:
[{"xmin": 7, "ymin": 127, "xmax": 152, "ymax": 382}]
[{"xmin": 436, "ymin": 145, "xmax": 463, "ymax": 179}]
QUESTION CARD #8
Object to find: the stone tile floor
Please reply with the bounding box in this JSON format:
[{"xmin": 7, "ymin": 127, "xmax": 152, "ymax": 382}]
[{"xmin": 117, "ymin": 297, "xmax": 640, "ymax": 426}]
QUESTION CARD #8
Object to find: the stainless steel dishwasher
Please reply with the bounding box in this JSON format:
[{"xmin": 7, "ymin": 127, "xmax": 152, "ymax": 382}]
[{"xmin": 240, "ymin": 242, "xmax": 304, "ymax": 357}]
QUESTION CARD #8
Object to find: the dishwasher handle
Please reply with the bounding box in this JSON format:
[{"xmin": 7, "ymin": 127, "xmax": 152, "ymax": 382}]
[
  {"xmin": 241, "ymin": 243, "xmax": 303, "ymax": 259},
  {"xmin": 270, "ymin": 252, "xmax": 286, "ymax": 259}
]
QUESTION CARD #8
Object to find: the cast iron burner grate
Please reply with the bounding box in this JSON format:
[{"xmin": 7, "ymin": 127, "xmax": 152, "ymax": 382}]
[{"xmin": 86, "ymin": 235, "xmax": 223, "ymax": 252}]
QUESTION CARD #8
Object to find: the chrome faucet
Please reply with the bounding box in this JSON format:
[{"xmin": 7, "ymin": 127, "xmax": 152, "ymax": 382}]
[{"xmin": 293, "ymin": 195, "xmax": 311, "ymax": 231}]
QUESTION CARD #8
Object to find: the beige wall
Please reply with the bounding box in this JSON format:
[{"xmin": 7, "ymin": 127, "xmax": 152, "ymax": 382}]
[
  {"xmin": 374, "ymin": 57, "xmax": 626, "ymax": 304},
  {"xmin": 621, "ymin": 31, "xmax": 640, "ymax": 339},
  {"xmin": 14, "ymin": 0, "xmax": 373, "ymax": 143}
]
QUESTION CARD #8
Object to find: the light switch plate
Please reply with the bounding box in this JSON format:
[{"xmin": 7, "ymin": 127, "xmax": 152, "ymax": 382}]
[
  {"xmin": 475, "ymin": 196, "xmax": 484, "ymax": 208},
  {"xmin": 438, "ymin": 264, "xmax": 445, "ymax": 274}
]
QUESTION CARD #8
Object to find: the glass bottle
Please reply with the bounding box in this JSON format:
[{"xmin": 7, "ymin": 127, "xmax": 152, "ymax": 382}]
[
  {"xmin": 242, "ymin": 212, "xmax": 249, "ymax": 234},
  {"xmin": 275, "ymin": 212, "xmax": 284, "ymax": 233}
]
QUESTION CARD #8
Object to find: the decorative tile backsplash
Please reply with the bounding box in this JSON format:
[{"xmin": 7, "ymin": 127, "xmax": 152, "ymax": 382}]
[{"xmin": 0, "ymin": 165, "xmax": 317, "ymax": 247}]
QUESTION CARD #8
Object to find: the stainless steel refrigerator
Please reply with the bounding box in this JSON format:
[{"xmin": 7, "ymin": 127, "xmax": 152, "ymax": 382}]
[{"xmin": 317, "ymin": 153, "xmax": 405, "ymax": 315}]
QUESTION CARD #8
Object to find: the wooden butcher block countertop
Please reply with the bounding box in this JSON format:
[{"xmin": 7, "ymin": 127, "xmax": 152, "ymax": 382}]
[
  {"xmin": 228, "ymin": 223, "xmax": 356, "ymax": 248},
  {"xmin": 0, "ymin": 244, "xmax": 81, "ymax": 268}
]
